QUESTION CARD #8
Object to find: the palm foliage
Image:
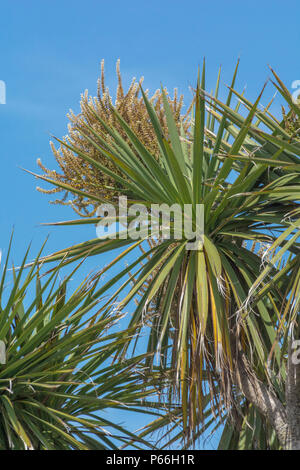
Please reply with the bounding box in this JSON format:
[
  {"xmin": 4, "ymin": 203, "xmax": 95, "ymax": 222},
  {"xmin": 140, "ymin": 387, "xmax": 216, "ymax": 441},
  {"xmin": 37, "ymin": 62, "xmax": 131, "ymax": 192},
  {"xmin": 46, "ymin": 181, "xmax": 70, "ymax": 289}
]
[
  {"xmin": 32, "ymin": 62, "xmax": 299, "ymax": 449},
  {"xmin": 0, "ymin": 236, "xmax": 173, "ymax": 450}
]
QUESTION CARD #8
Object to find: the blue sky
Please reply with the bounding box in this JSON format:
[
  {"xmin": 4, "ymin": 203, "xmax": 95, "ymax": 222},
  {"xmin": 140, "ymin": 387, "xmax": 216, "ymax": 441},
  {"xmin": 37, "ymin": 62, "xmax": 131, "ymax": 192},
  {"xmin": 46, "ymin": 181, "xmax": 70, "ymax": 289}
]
[
  {"xmin": 1, "ymin": 0, "xmax": 300, "ymax": 449},
  {"xmin": 2, "ymin": 0, "xmax": 300, "ymax": 260}
]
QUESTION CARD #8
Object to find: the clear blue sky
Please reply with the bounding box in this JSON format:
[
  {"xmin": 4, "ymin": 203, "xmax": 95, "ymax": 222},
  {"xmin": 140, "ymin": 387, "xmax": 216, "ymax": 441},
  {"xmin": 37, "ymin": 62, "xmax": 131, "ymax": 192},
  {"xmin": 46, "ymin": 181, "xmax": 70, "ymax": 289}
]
[{"xmin": 1, "ymin": 0, "xmax": 299, "ymax": 449}]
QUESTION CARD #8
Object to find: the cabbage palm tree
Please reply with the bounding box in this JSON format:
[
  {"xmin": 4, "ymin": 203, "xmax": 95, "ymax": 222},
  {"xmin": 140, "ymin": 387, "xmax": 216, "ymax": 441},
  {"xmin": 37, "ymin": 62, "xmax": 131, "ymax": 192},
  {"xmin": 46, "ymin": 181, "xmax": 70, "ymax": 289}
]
[
  {"xmin": 32, "ymin": 62, "xmax": 300, "ymax": 449},
  {"xmin": 0, "ymin": 236, "xmax": 172, "ymax": 450}
]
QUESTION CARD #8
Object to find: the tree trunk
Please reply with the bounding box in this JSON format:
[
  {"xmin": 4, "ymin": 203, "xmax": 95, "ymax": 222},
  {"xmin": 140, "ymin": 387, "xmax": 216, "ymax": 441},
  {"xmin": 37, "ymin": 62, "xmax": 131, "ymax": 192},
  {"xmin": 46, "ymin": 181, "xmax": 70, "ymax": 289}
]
[
  {"xmin": 286, "ymin": 338, "xmax": 300, "ymax": 450},
  {"xmin": 232, "ymin": 340, "xmax": 300, "ymax": 449},
  {"xmin": 233, "ymin": 346, "xmax": 290, "ymax": 448}
]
